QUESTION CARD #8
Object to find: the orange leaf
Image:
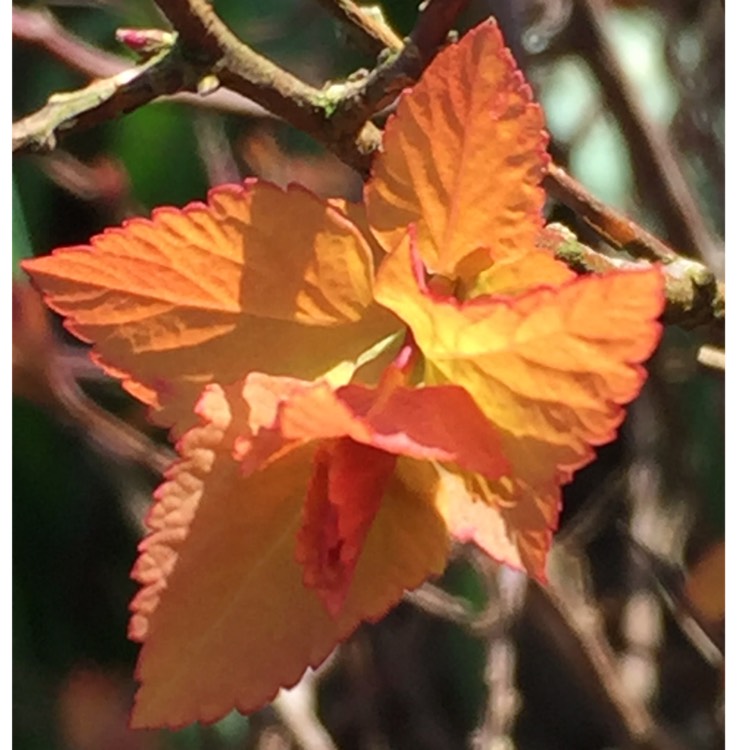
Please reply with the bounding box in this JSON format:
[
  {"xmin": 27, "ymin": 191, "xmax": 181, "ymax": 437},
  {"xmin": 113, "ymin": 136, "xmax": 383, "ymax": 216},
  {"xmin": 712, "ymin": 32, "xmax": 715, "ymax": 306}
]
[
  {"xmin": 297, "ymin": 439, "xmax": 398, "ymax": 616},
  {"xmin": 279, "ymin": 377, "xmax": 509, "ymax": 478},
  {"xmin": 228, "ymin": 367, "xmax": 507, "ymax": 612},
  {"xmin": 374, "ymin": 231, "xmax": 664, "ymax": 577},
  {"xmin": 434, "ymin": 469, "xmax": 562, "ymax": 581},
  {"xmin": 129, "ymin": 382, "xmax": 449, "ymax": 728},
  {"xmin": 366, "ymin": 18, "xmax": 565, "ymax": 291},
  {"xmin": 23, "ymin": 180, "xmax": 397, "ymax": 433},
  {"xmin": 22, "ymin": 12, "xmax": 670, "ymax": 728},
  {"xmin": 274, "ymin": 367, "xmax": 509, "ymax": 612}
]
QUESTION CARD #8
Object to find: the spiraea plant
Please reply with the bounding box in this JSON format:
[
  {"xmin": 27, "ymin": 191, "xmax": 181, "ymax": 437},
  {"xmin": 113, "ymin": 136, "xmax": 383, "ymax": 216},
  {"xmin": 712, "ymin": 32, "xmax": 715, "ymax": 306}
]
[{"xmin": 23, "ymin": 20, "xmax": 664, "ymax": 729}]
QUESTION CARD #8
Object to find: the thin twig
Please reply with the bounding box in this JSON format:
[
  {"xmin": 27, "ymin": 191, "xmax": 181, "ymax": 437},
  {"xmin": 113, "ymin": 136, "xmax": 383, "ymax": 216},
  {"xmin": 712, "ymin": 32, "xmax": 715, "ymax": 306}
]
[
  {"xmin": 153, "ymin": 0, "xmax": 469, "ymax": 173},
  {"xmin": 150, "ymin": 0, "xmax": 383, "ymax": 173},
  {"xmin": 272, "ymin": 659, "xmax": 340, "ymax": 750},
  {"xmin": 324, "ymin": 0, "xmax": 470, "ymax": 130},
  {"xmin": 471, "ymin": 558, "xmax": 526, "ymax": 750},
  {"xmin": 13, "ymin": 6, "xmax": 126, "ymax": 78},
  {"xmin": 553, "ymin": 467, "xmax": 630, "ymax": 547},
  {"xmin": 15, "ymin": 0, "xmax": 467, "ymax": 172},
  {"xmin": 570, "ymin": 0, "xmax": 722, "ymax": 269},
  {"xmin": 30, "ymin": 150, "xmax": 130, "ymax": 209},
  {"xmin": 404, "ymin": 582, "xmax": 507, "ymax": 640},
  {"xmin": 403, "ymin": 582, "xmax": 475, "ymax": 627},
  {"xmin": 13, "ymin": 44, "xmax": 198, "ymax": 154},
  {"xmin": 192, "ymin": 112, "xmax": 242, "ymax": 185},
  {"xmin": 314, "ymin": 0, "xmax": 403, "ymax": 56},
  {"xmin": 545, "ymin": 163, "xmax": 678, "ymax": 264},
  {"xmin": 12, "ymin": 6, "xmax": 270, "ymax": 141},
  {"xmin": 406, "ymin": 549, "xmax": 687, "ymax": 750},
  {"xmin": 49, "ymin": 367, "xmax": 174, "ymax": 476},
  {"xmin": 544, "ymin": 224, "xmax": 724, "ymax": 330},
  {"xmin": 13, "ymin": 283, "xmax": 173, "ymax": 475},
  {"xmin": 13, "ymin": 0, "xmax": 723, "ymax": 336},
  {"xmin": 620, "ymin": 394, "xmax": 700, "ymax": 708},
  {"xmin": 620, "ymin": 531, "xmax": 724, "ymax": 667},
  {"xmin": 543, "ymin": 551, "xmax": 689, "ymax": 750}
]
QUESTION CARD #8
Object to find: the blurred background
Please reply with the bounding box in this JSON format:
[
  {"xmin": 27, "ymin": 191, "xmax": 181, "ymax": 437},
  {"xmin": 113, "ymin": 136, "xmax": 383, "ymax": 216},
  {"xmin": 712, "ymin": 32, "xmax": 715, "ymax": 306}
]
[{"xmin": 12, "ymin": 1, "xmax": 725, "ymax": 748}]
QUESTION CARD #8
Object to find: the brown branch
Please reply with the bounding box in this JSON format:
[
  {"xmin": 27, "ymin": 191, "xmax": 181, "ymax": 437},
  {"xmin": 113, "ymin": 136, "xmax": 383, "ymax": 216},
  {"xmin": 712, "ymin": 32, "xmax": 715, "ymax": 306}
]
[
  {"xmin": 13, "ymin": 6, "xmax": 126, "ymax": 78},
  {"xmin": 13, "ymin": 45, "xmax": 193, "ymax": 154},
  {"xmin": 544, "ymin": 548, "xmax": 692, "ymax": 750},
  {"xmin": 406, "ymin": 548, "xmax": 686, "ymax": 750},
  {"xmin": 569, "ymin": 0, "xmax": 722, "ymax": 269},
  {"xmin": 272, "ymin": 658, "xmax": 340, "ymax": 750},
  {"xmin": 403, "ymin": 583, "xmax": 475, "ymax": 627},
  {"xmin": 545, "ymin": 163, "xmax": 679, "ymax": 264},
  {"xmin": 49, "ymin": 367, "xmax": 174, "ymax": 476},
  {"xmin": 13, "ymin": 0, "xmax": 722, "ymax": 335},
  {"xmin": 323, "ymin": 0, "xmax": 470, "ymax": 130},
  {"xmin": 546, "ymin": 224, "xmax": 724, "ymax": 329},
  {"xmin": 532, "ymin": 576, "xmax": 688, "ymax": 750},
  {"xmin": 150, "ymin": 0, "xmax": 469, "ymax": 174},
  {"xmin": 12, "ymin": 7, "xmax": 271, "ymax": 150},
  {"xmin": 149, "ymin": 0, "xmax": 382, "ymax": 173},
  {"xmin": 314, "ymin": 0, "xmax": 403, "ymax": 56},
  {"xmin": 192, "ymin": 112, "xmax": 242, "ymax": 186},
  {"xmin": 13, "ymin": 283, "xmax": 174, "ymax": 475},
  {"xmin": 620, "ymin": 531, "xmax": 724, "ymax": 667},
  {"xmin": 472, "ymin": 560, "xmax": 526, "ymax": 750},
  {"xmin": 404, "ymin": 550, "xmax": 505, "ymax": 639}
]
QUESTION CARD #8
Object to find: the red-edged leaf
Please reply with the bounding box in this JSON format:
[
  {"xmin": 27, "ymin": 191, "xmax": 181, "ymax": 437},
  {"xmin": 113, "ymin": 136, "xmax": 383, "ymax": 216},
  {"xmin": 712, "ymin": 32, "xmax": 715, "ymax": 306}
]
[
  {"xmin": 279, "ymin": 377, "xmax": 509, "ymax": 479},
  {"xmin": 23, "ymin": 10, "xmax": 670, "ymax": 730},
  {"xmin": 374, "ymin": 231, "xmax": 664, "ymax": 578},
  {"xmin": 297, "ymin": 440, "xmax": 398, "ymax": 616},
  {"xmin": 229, "ymin": 368, "xmax": 507, "ymax": 612},
  {"xmin": 23, "ymin": 180, "xmax": 397, "ymax": 433},
  {"xmin": 365, "ymin": 18, "xmax": 571, "ymax": 294},
  {"xmin": 129, "ymin": 382, "xmax": 449, "ymax": 728},
  {"xmin": 276, "ymin": 369, "xmax": 508, "ymax": 612}
]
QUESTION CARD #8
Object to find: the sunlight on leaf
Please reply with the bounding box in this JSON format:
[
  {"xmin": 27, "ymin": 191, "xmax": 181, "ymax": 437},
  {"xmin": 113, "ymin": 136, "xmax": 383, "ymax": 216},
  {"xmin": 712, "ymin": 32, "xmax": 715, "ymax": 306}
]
[
  {"xmin": 22, "ymin": 17, "xmax": 666, "ymax": 730},
  {"xmin": 374, "ymin": 228, "xmax": 664, "ymax": 575},
  {"xmin": 366, "ymin": 21, "xmax": 550, "ymax": 280},
  {"xmin": 23, "ymin": 180, "xmax": 398, "ymax": 433},
  {"xmin": 130, "ymin": 383, "xmax": 448, "ymax": 728}
]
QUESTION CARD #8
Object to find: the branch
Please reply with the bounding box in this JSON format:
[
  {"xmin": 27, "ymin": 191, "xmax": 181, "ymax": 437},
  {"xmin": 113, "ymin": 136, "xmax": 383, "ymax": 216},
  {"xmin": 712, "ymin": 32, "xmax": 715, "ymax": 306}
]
[
  {"xmin": 535, "ymin": 568, "xmax": 689, "ymax": 750},
  {"xmin": 545, "ymin": 225, "xmax": 724, "ymax": 330},
  {"xmin": 13, "ymin": 44, "xmax": 199, "ymax": 154},
  {"xmin": 405, "ymin": 549, "xmax": 687, "ymax": 750},
  {"xmin": 472, "ymin": 561, "xmax": 526, "ymax": 750},
  {"xmin": 12, "ymin": 6, "xmax": 271, "ymax": 150},
  {"xmin": 13, "ymin": 6, "xmax": 125, "ymax": 78},
  {"xmin": 545, "ymin": 163, "xmax": 678, "ymax": 264},
  {"xmin": 13, "ymin": 0, "xmax": 722, "ymax": 335},
  {"xmin": 570, "ymin": 0, "xmax": 722, "ymax": 269},
  {"xmin": 48, "ymin": 364, "xmax": 174, "ymax": 476},
  {"xmin": 314, "ymin": 0, "xmax": 403, "ymax": 56},
  {"xmin": 148, "ymin": 0, "xmax": 381, "ymax": 173},
  {"xmin": 6, "ymin": 0, "xmax": 461, "ymax": 173},
  {"xmin": 272, "ymin": 658, "xmax": 340, "ymax": 750},
  {"xmin": 152, "ymin": 0, "xmax": 469, "ymax": 174},
  {"xmin": 308, "ymin": 0, "xmax": 723, "ymax": 290},
  {"xmin": 13, "ymin": 283, "xmax": 174, "ymax": 476},
  {"xmin": 319, "ymin": 0, "xmax": 716, "ymax": 280},
  {"xmin": 322, "ymin": 0, "xmax": 470, "ymax": 130}
]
